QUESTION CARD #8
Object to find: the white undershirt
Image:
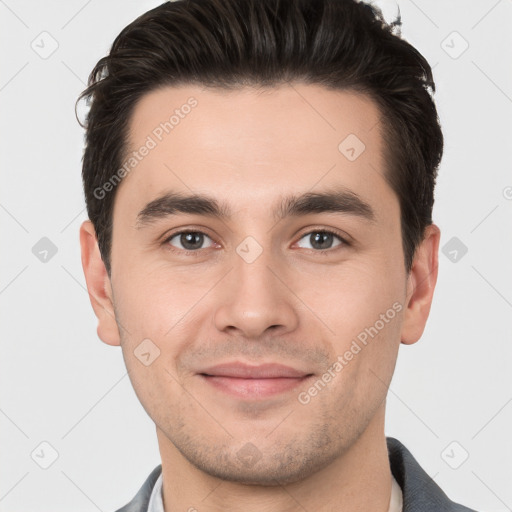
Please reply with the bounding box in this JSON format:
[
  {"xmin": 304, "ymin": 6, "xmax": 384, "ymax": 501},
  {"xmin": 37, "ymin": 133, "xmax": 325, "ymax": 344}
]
[
  {"xmin": 148, "ymin": 472, "xmax": 403, "ymax": 512},
  {"xmin": 388, "ymin": 475, "xmax": 403, "ymax": 512},
  {"xmin": 146, "ymin": 472, "xmax": 164, "ymax": 512}
]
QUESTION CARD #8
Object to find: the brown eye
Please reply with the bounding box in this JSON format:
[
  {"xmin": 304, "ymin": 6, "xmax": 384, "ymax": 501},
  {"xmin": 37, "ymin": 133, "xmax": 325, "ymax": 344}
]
[
  {"xmin": 166, "ymin": 231, "xmax": 214, "ymax": 251},
  {"xmin": 296, "ymin": 230, "xmax": 346, "ymax": 251}
]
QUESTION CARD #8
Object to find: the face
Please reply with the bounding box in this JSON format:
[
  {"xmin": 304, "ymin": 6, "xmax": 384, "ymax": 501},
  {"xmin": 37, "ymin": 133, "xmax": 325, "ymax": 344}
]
[{"xmin": 81, "ymin": 83, "xmax": 438, "ymax": 485}]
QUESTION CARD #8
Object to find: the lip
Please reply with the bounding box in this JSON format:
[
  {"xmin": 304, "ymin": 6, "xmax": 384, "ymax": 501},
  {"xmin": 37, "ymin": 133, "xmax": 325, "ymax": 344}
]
[
  {"xmin": 198, "ymin": 362, "xmax": 313, "ymax": 399},
  {"xmin": 199, "ymin": 362, "xmax": 310, "ymax": 379}
]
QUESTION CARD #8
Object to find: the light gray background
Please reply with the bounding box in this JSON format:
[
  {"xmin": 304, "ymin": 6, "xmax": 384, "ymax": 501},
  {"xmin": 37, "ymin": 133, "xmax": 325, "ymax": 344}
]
[{"xmin": 1, "ymin": 0, "xmax": 511, "ymax": 510}]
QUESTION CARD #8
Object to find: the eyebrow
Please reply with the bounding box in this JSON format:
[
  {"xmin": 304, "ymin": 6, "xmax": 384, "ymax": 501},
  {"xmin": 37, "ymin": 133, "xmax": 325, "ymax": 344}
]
[{"xmin": 135, "ymin": 187, "xmax": 376, "ymax": 229}]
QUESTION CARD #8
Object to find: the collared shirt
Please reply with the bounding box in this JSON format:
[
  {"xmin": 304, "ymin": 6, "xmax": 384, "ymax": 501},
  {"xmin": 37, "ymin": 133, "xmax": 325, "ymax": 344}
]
[
  {"xmin": 147, "ymin": 472, "xmax": 403, "ymax": 512},
  {"xmin": 146, "ymin": 472, "xmax": 164, "ymax": 512}
]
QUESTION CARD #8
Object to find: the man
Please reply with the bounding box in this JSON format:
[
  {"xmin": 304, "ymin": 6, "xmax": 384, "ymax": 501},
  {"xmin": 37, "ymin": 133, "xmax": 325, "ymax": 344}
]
[{"xmin": 78, "ymin": 0, "xmax": 478, "ymax": 510}]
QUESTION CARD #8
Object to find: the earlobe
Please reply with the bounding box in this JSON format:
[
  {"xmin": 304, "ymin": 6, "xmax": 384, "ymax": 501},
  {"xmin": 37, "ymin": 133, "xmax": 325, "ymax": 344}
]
[
  {"xmin": 400, "ymin": 224, "xmax": 440, "ymax": 345},
  {"xmin": 79, "ymin": 220, "xmax": 121, "ymax": 346}
]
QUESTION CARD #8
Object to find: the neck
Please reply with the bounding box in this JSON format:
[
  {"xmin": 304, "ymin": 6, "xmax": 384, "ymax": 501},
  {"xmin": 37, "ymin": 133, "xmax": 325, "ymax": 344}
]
[{"xmin": 156, "ymin": 404, "xmax": 393, "ymax": 512}]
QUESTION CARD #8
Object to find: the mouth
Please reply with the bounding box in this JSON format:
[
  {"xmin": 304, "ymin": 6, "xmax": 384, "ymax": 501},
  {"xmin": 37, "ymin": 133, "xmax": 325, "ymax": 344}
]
[{"xmin": 198, "ymin": 362, "xmax": 314, "ymax": 399}]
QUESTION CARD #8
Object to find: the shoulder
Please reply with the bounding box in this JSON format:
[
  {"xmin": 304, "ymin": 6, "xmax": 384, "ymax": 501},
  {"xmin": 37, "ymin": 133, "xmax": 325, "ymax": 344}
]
[
  {"xmin": 113, "ymin": 465, "xmax": 162, "ymax": 512},
  {"xmin": 387, "ymin": 437, "xmax": 478, "ymax": 512}
]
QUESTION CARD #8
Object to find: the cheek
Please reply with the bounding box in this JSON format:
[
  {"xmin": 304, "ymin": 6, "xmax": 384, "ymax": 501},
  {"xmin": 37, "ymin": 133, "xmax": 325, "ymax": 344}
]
[
  {"xmin": 308, "ymin": 276, "xmax": 403, "ymax": 421},
  {"xmin": 113, "ymin": 266, "xmax": 202, "ymax": 332},
  {"xmin": 295, "ymin": 259, "xmax": 405, "ymax": 406},
  {"xmin": 112, "ymin": 273, "xmax": 195, "ymax": 419},
  {"xmin": 296, "ymin": 258, "xmax": 405, "ymax": 345},
  {"xmin": 112, "ymin": 268, "xmax": 211, "ymax": 389}
]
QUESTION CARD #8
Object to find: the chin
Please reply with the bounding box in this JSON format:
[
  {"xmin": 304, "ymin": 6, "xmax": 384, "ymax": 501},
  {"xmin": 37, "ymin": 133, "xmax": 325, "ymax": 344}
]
[{"xmin": 183, "ymin": 441, "xmax": 340, "ymax": 486}]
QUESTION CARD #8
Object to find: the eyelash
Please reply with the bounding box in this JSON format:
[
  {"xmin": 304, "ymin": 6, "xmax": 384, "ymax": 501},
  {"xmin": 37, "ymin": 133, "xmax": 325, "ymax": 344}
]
[{"xmin": 161, "ymin": 228, "xmax": 351, "ymax": 256}]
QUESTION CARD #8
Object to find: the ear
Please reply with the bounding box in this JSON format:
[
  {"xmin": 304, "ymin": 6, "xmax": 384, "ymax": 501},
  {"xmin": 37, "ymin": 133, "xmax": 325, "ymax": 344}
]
[
  {"xmin": 79, "ymin": 220, "xmax": 121, "ymax": 346},
  {"xmin": 401, "ymin": 224, "xmax": 440, "ymax": 345}
]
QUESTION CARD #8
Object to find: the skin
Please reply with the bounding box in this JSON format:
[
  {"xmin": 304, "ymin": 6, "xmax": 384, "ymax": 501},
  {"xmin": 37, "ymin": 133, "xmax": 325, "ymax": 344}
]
[{"xmin": 80, "ymin": 83, "xmax": 439, "ymax": 512}]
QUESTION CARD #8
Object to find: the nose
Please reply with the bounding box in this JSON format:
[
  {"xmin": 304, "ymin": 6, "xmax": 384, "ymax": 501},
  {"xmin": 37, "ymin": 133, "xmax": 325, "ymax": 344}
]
[{"xmin": 213, "ymin": 251, "xmax": 299, "ymax": 340}]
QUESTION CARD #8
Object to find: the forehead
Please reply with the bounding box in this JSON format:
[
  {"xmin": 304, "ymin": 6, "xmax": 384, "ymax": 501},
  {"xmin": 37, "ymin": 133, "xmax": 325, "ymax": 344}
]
[{"xmin": 117, "ymin": 83, "xmax": 395, "ymax": 223}]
